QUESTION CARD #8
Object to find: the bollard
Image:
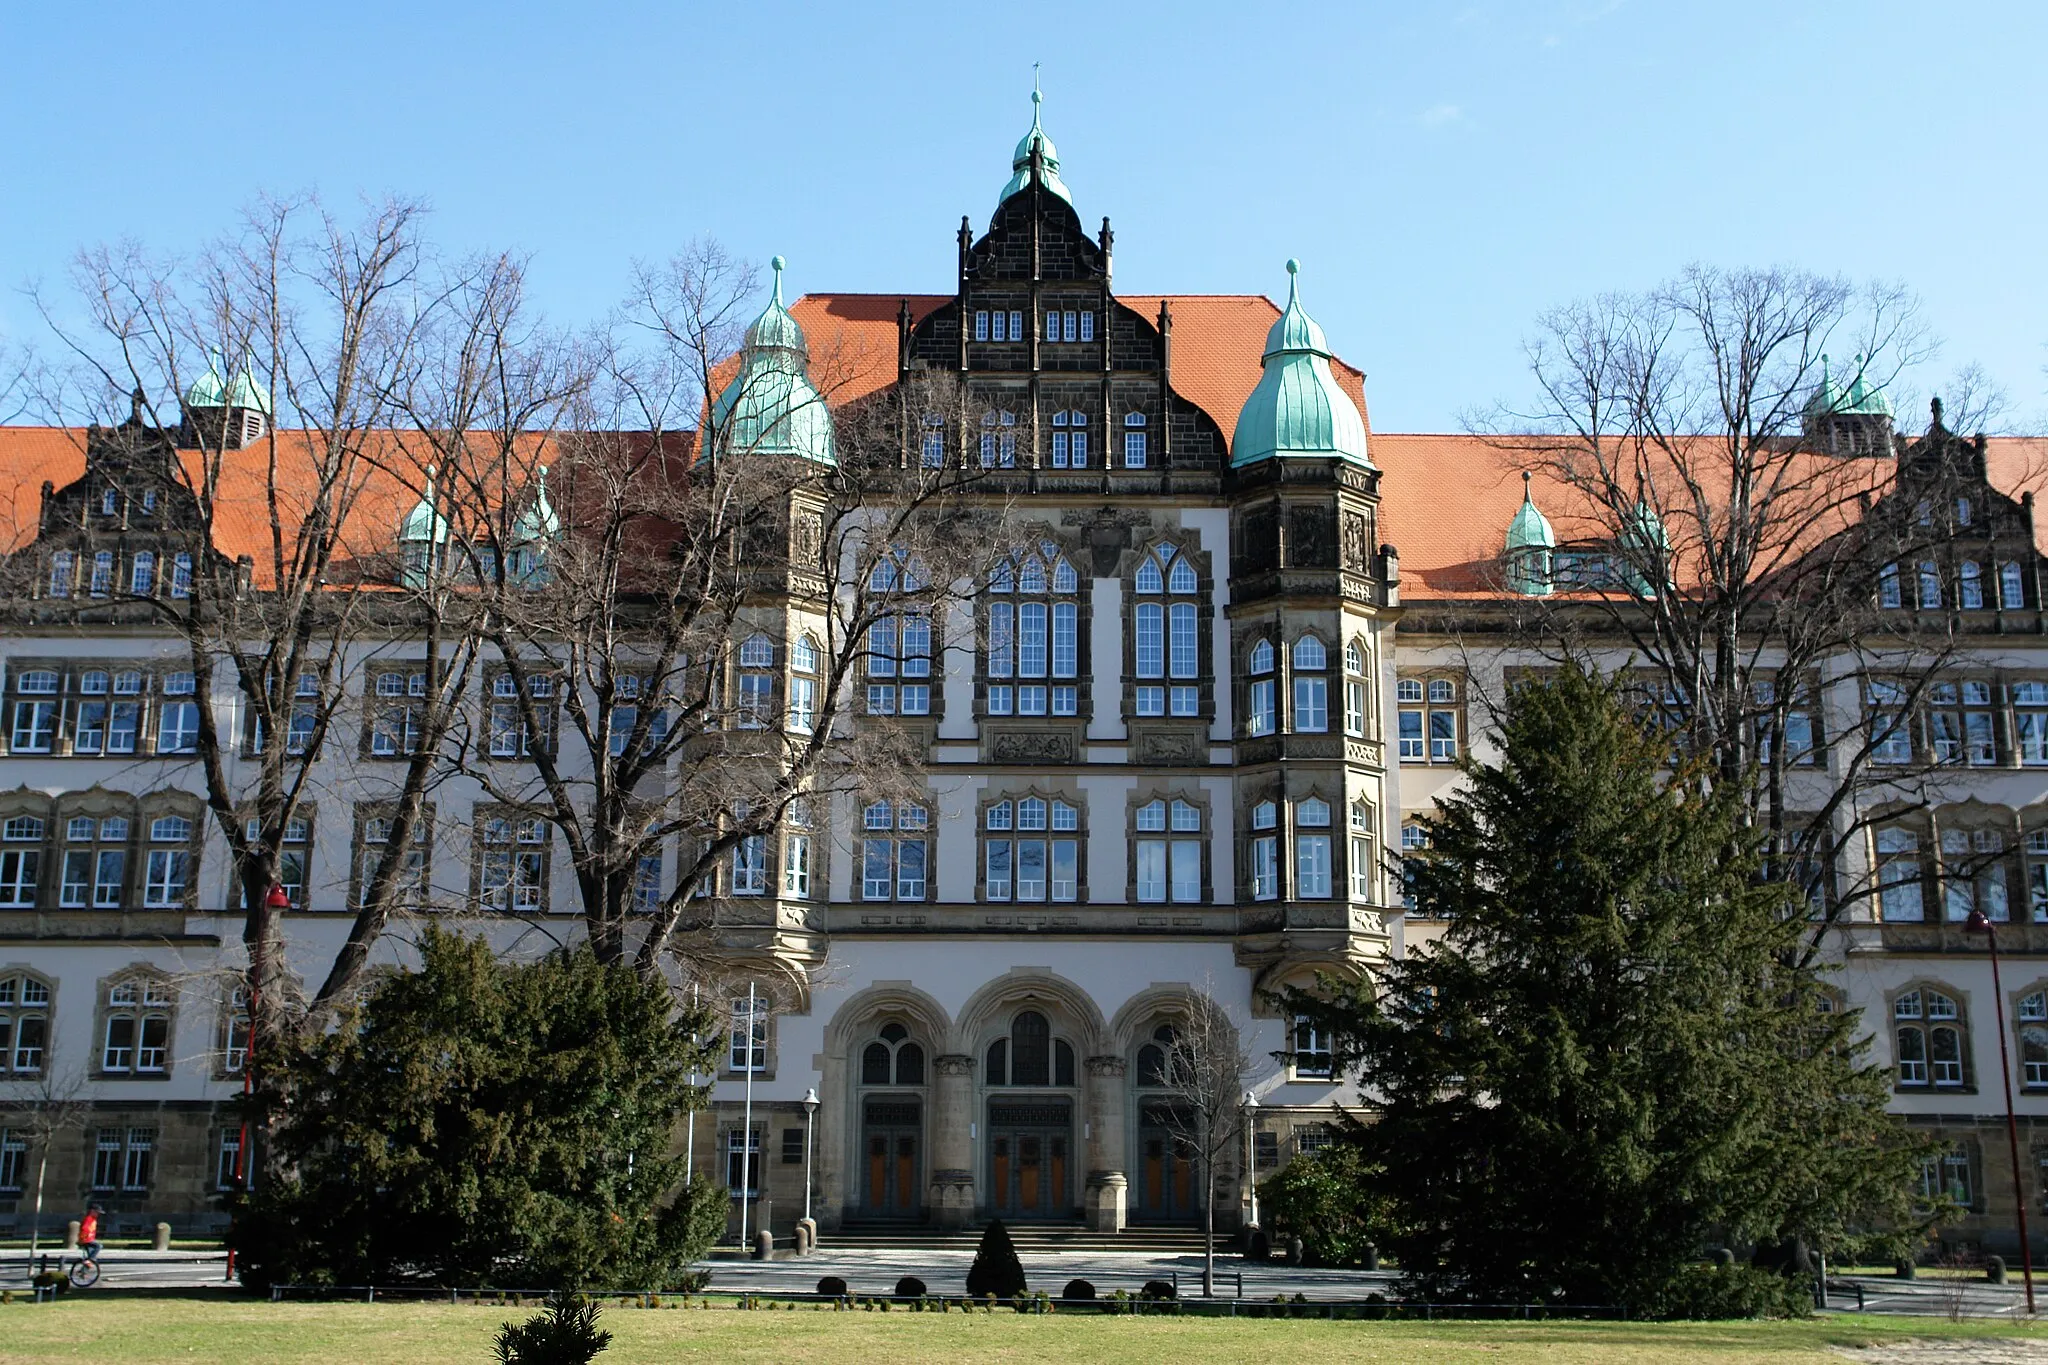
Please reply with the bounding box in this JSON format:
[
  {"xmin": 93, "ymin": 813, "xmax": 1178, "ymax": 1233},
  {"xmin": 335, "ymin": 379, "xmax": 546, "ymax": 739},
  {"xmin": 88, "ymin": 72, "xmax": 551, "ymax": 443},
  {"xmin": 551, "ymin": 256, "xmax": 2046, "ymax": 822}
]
[
  {"xmin": 66, "ymin": 1220, "xmax": 80, "ymax": 1251},
  {"xmin": 754, "ymin": 1229, "xmax": 774, "ymax": 1261},
  {"xmin": 154, "ymin": 1222, "xmax": 172, "ymax": 1251}
]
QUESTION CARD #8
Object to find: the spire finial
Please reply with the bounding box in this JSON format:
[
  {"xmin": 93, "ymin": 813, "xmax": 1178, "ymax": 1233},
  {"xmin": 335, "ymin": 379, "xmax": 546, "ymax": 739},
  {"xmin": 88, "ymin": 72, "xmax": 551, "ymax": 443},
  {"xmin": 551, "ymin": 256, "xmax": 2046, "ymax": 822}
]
[
  {"xmin": 1522, "ymin": 469, "xmax": 1533, "ymax": 500},
  {"xmin": 1284, "ymin": 258, "xmax": 1301, "ymax": 307},
  {"xmin": 769, "ymin": 255, "xmax": 786, "ymax": 307}
]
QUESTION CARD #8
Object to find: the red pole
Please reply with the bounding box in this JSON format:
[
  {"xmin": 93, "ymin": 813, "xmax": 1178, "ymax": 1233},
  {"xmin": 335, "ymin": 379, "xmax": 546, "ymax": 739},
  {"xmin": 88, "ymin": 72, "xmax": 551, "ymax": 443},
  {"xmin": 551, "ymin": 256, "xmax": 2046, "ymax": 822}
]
[{"xmin": 1979, "ymin": 914, "xmax": 2036, "ymax": 1314}]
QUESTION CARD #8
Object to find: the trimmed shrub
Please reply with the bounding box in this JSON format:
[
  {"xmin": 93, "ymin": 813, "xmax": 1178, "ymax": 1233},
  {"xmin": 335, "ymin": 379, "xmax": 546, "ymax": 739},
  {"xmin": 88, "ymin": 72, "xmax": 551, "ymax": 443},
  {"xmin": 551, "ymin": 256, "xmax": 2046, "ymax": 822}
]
[
  {"xmin": 815, "ymin": 1276, "xmax": 848, "ymax": 1297},
  {"xmin": 965, "ymin": 1220, "xmax": 1027, "ymax": 1299},
  {"xmin": 894, "ymin": 1276, "xmax": 926, "ymax": 1300},
  {"xmin": 1140, "ymin": 1279, "xmax": 1176, "ymax": 1301},
  {"xmin": 1061, "ymin": 1279, "xmax": 1096, "ymax": 1302}
]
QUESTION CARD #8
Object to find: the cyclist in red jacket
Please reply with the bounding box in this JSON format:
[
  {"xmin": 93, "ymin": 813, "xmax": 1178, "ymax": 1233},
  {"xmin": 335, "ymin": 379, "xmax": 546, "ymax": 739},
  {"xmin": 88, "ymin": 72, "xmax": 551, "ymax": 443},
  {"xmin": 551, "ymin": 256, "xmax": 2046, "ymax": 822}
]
[{"xmin": 78, "ymin": 1204, "xmax": 103, "ymax": 1262}]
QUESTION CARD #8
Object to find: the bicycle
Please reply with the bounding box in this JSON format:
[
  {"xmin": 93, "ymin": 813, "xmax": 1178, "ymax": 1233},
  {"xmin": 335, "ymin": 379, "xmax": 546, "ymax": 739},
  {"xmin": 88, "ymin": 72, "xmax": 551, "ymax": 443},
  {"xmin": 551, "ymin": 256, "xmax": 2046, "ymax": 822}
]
[{"xmin": 36, "ymin": 1251, "xmax": 101, "ymax": 1290}]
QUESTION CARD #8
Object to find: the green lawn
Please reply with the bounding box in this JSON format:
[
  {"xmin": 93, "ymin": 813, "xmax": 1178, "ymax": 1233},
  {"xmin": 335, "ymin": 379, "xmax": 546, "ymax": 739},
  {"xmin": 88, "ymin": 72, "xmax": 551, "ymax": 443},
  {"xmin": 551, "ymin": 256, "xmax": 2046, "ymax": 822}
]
[{"xmin": 0, "ymin": 1299, "xmax": 2043, "ymax": 1364}]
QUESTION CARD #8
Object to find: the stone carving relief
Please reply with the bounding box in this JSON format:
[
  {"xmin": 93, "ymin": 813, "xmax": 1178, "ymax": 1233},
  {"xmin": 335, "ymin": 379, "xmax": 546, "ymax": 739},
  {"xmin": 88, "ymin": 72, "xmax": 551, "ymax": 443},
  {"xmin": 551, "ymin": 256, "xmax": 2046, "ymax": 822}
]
[{"xmin": 991, "ymin": 730, "xmax": 1078, "ymax": 764}]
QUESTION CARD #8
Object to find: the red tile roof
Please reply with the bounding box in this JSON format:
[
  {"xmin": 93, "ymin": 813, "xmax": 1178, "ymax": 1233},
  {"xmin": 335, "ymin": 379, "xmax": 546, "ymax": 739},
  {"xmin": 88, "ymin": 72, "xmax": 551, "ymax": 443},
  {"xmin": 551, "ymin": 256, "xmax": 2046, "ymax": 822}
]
[{"xmin": 2, "ymin": 295, "xmax": 2040, "ymax": 607}]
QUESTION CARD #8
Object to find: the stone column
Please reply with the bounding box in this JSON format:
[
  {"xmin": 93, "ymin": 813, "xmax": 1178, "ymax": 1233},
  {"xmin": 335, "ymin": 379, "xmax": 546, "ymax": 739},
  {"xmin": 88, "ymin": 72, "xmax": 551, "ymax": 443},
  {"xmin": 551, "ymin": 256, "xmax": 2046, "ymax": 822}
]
[
  {"xmin": 929, "ymin": 1053, "xmax": 977, "ymax": 1228},
  {"xmin": 1084, "ymin": 1054, "xmax": 1128, "ymax": 1233}
]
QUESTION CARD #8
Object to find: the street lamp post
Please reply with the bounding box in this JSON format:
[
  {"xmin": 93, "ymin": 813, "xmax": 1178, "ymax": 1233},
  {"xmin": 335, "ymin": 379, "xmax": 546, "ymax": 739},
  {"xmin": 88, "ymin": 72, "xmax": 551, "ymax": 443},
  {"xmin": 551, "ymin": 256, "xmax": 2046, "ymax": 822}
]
[
  {"xmin": 1968, "ymin": 907, "xmax": 2037, "ymax": 1314},
  {"xmin": 802, "ymin": 1086, "xmax": 820, "ymax": 1229},
  {"xmin": 1241, "ymin": 1089, "xmax": 1260, "ymax": 1230}
]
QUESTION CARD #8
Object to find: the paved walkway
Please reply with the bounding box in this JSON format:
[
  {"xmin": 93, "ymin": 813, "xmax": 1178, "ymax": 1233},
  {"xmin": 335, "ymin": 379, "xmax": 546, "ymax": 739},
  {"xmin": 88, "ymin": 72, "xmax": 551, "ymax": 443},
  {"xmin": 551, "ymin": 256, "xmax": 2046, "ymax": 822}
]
[{"xmin": 8, "ymin": 1245, "xmax": 2043, "ymax": 1319}]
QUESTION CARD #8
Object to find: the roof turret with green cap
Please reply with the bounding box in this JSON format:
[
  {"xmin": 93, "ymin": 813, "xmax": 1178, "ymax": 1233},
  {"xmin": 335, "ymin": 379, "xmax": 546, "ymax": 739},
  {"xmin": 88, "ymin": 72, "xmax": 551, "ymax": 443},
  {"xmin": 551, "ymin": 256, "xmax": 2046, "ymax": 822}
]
[
  {"xmin": 398, "ymin": 465, "xmax": 450, "ymax": 545},
  {"xmin": 512, "ymin": 463, "xmax": 561, "ymax": 544},
  {"xmin": 998, "ymin": 85, "xmax": 1073, "ymax": 209},
  {"xmin": 1504, "ymin": 472, "xmax": 1556, "ymax": 596},
  {"xmin": 184, "ymin": 349, "xmax": 273, "ymax": 416},
  {"xmin": 709, "ymin": 256, "xmax": 836, "ymax": 466},
  {"xmin": 1804, "ymin": 352, "xmax": 1892, "ymax": 421},
  {"xmin": 1230, "ymin": 260, "xmax": 1372, "ymax": 468}
]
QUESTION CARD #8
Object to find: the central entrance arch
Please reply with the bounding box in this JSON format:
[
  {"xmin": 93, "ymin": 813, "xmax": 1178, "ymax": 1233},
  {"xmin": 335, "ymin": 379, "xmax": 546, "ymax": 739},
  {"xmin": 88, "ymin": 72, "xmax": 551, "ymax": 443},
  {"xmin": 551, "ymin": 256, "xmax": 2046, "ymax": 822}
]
[{"xmin": 860, "ymin": 1097, "xmax": 922, "ymax": 1217}]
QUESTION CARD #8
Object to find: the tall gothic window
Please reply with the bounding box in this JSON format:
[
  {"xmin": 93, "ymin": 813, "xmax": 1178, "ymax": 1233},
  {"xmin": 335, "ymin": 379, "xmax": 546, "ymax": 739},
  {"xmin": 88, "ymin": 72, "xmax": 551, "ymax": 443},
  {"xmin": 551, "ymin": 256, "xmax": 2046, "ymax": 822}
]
[
  {"xmin": 1291, "ymin": 636, "xmax": 1328, "ymax": 733},
  {"xmin": 986, "ymin": 543, "xmax": 1080, "ymax": 718},
  {"xmin": 867, "ymin": 553, "xmax": 933, "ymax": 717},
  {"xmin": 1132, "ymin": 542, "xmax": 1201, "ymax": 718},
  {"xmin": 985, "ymin": 1009, "xmax": 1076, "ymax": 1087}
]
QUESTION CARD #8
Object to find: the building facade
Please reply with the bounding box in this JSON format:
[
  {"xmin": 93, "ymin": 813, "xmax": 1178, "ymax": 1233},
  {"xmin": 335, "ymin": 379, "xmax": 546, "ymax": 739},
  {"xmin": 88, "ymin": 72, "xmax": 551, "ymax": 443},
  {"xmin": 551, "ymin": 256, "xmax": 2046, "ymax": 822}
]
[{"xmin": 1, "ymin": 99, "xmax": 2045, "ymax": 1255}]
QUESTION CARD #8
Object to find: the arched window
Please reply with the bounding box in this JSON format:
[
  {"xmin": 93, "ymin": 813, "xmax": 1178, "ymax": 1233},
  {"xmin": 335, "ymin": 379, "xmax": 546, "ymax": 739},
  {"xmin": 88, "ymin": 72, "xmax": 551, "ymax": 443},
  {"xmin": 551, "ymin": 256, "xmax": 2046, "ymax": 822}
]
[
  {"xmin": 1343, "ymin": 638, "xmax": 1370, "ymax": 737},
  {"xmin": 1295, "ymin": 797, "xmax": 1333, "ymax": 898},
  {"xmin": 1349, "ymin": 799, "xmax": 1377, "ymax": 901},
  {"xmin": 788, "ymin": 635, "xmax": 819, "ymax": 734},
  {"xmin": 980, "ymin": 410, "xmax": 1017, "ymax": 468},
  {"xmin": 2001, "ymin": 561, "xmax": 2027, "ymax": 610},
  {"xmin": 48, "ymin": 551, "xmax": 73, "ymax": 598},
  {"xmin": 1938, "ymin": 825, "xmax": 2011, "ymax": 922},
  {"xmin": 986, "ymin": 543, "xmax": 1080, "ymax": 718},
  {"xmin": 1960, "ymin": 561, "xmax": 1985, "ymax": 609},
  {"xmin": 130, "ymin": 551, "xmax": 156, "ymax": 596},
  {"xmin": 1135, "ymin": 797, "xmax": 1203, "ymax": 903},
  {"xmin": 1122, "ymin": 412, "xmax": 1148, "ymax": 468},
  {"xmin": 1249, "ymin": 800, "xmax": 1278, "ymax": 900},
  {"xmin": 983, "ymin": 796, "xmax": 1081, "ymax": 903},
  {"xmin": 862, "ymin": 1021, "xmax": 928, "ymax": 1087},
  {"xmin": 1291, "ymin": 636, "xmax": 1328, "ymax": 733},
  {"xmin": 985, "ymin": 1009, "xmax": 1075, "ymax": 1088},
  {"xmin": 1246, "ymin": 640, "xmax": 1276, "ymax": 737},
  {"xmin": 1132, "ymin": 543, "xmax": 1200, "ymax": 718},
  {"xmin": 1875, "ymin": 825, "xmax": 1926, "ymax": 922},
  {"xmin": 1893, "ymin": 988, "xmax": 1967, "ymax": 1089},
  {"xmin": 1135, "ymin": 1023, "xmax": 1179, "ymax": 1088},
  {"xmin": 171, "ymin": 553, "xmax": 193, "ymax": 599},
  {"xmin": 101, "ymin": 972, "xmax": 175, "ymax": 1075},
  {"xmin": 2019, "ymin": 991, "xmax": 2048, "ymax": 1090},
  {"xmin": 867, "ymin": 551, "xmax": 933, "ymax": 718},
  {"xmin": 1050, "ymin": 410, "xmax": 1089, "ymax": 468},
  {"xmin": 736, "ymin": 634, "xmax": 774, "ymax": 729},
  {"xmin": 91, "ymin": 551, "xmax": 114, "ymax": 597},
  {"xmin": 0, "ymin": 971, "xmax": 52, "ymax": 1074}
]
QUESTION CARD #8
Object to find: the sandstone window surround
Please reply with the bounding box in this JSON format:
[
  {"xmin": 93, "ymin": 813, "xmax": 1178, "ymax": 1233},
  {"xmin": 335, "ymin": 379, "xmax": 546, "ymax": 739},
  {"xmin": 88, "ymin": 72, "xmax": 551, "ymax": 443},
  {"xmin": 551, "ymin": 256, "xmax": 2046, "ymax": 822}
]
[
  {"xmin": 3, "ymin": 661, "xmax": 205, "ymax": 760},
  {"xmin": 981, "ymin": 792, "xmax": 1083, "ymax": 904}
]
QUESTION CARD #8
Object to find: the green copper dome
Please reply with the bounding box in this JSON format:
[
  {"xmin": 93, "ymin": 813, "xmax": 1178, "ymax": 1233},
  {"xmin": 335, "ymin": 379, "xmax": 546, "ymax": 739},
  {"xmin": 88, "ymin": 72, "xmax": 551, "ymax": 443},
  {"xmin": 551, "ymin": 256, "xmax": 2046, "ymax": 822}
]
[
  {"xmin": 399, "ymin": 465, "xmax": 450, "ymax": 545},
  {"xmin": 1804, "ymin": 353, "xmax": 1891, "ymax": 421},
  {"xmin": 512, "ymin": 463, "xmax": 561, "ymax": 544},
  {"xmin": 1504, "ymin": 473, "xmax": 1556, "ymax": 596},
  {"xmin": 998, "ymin": 88, "xmax": 1074, "ymax": 209},
  {"xmin": 185, "ymin": 350, "xmax": 272, "ymax": 415},
  {"xmin": 184, "ymin": 354, "xmax": 227, "ymax": 409},
  {"xmin": 710, "ymin": 257, "xmax": 836, "ymax": 466},
  {"xmin": 1230, "ymin": 260, "xmax": 1372, "ymax": 469}
]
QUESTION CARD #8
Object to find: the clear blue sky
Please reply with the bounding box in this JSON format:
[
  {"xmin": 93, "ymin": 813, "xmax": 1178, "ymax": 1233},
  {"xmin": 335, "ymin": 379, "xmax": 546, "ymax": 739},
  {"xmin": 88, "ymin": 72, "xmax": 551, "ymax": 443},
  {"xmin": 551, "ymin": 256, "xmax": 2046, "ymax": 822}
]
[{"xmin": 4, "ymin": 1, "xmax": 2043, "ymax": 431}]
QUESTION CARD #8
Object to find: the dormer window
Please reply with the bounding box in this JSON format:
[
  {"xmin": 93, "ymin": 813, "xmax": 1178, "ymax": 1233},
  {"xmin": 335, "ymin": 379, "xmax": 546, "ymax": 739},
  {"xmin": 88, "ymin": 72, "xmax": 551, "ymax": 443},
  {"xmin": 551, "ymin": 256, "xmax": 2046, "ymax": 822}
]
[
  {"xmin": 90, "ymin": 553, "xmax": 113, "ymax": 598},
  {"xmin": 100, "ymin": 489, "xmax": 118, "ymax": 517},
  {"xmin": 142, "ymin": 490, "xmax": 158, "ymax": 515},
  {"xmin": 130, "ymin": 552, "xmax": 156, "ymax": 597},
  {"xmin": 920, "ymin": 413, "xmax": 946, "ymax": 468},
  {"xmin": 48, "ymin": 552, "xmax": 73, "ymax": 599}
]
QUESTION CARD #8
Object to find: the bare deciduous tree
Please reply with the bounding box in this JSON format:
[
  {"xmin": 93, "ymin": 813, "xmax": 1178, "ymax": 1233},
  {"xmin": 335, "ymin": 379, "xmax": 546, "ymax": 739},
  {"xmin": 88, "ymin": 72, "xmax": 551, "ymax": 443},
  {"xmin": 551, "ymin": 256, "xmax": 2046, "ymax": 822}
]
[
  {"xmin": 1153, "ymin": 989, "xmax": 1251, "ymax": 1297},
  {"xmin": 1476, "ymin": 264, "xmax": 2027, "ymax": 954},
  {"xmin": 0, "ymin": 1066, "xmax": 91, "ymax": 1264}
]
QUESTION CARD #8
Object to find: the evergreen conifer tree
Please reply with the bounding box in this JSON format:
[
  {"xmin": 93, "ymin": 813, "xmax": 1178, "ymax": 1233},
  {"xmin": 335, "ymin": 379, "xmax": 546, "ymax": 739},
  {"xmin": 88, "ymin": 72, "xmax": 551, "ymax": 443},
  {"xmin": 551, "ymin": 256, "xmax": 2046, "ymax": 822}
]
[
  {"xmin": 964, "ymin": 1218, "xmax": 1027, "ymax": 1299},
  {"xmin": 1290, "ymin": 664, "xmax": 1929, "ymax": 1313}
]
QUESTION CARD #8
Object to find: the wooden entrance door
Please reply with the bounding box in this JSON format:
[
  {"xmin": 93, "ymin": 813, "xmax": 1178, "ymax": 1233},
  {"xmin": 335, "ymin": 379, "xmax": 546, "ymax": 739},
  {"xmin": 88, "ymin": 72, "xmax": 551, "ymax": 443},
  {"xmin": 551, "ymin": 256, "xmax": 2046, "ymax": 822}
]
[
  {"xmin": 987, "ymin": 1100, "xmax": 1072, "ymax": 1219},
  {"xmin": 860, "ymin": 1098, "xmax": 922, "ymax": 1218},
  {"xmin": 1137, "ymin": 1102, "xmax": 1197, "ymax": 1222}
]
